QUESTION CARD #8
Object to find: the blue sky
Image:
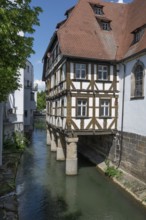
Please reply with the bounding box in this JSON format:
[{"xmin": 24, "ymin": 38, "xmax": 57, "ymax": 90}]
[{"xmin": 29, "ymin": 0, "xmax": 132, "ymax": 89}]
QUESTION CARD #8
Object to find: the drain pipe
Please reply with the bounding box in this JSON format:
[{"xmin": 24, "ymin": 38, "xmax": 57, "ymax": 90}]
[{"xmin": 117, "ymin": 62, "xmax": 126, "ymax": 168}]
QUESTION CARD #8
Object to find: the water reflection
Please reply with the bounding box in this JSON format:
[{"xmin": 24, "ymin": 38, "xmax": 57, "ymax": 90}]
[{"xmin": 17, "ymin": 127, "xmax": 146, "ymax": 220}]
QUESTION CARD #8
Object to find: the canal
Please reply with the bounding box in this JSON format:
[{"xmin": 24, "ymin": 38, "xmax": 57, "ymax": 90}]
[{"xmin": 16, "ymin": 125, "xmax": 146, "ymax": 220}]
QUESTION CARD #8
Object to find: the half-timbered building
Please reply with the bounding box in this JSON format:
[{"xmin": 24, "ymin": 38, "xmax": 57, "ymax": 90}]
[{"xmin": 43, "ymin": 0, "xmax": 146, "ymax": 180}]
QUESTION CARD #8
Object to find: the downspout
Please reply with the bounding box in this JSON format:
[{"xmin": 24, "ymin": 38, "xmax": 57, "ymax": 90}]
[{"xmin": 117, "ymin": 63, "xmax": 126, "ymax": 168}]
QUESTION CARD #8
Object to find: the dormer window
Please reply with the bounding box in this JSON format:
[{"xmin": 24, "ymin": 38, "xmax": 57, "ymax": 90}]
[
  {"xmin": 102, "ymin": 21, "xmax": 111, "ymax": 31},
  {"xmin": 134, "ymin": 29, "xmax": 144, "ymax": 43},
  {"xmin": 132, "ymin": 25, "xmax": 145, "ymax": 44},
  {"xmin": 94, "ymin": 6, "xmax": 104, "ymax": 15}
]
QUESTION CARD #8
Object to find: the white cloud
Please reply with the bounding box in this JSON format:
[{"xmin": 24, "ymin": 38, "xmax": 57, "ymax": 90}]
[{"xmin": 34, "ymin": 80, "xmax": 45, "ymax": 91}]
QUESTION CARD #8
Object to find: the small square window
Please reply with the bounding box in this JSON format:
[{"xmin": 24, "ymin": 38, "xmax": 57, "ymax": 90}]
[
  {"xmin": 94, "ymin": 6, "xmax": 103, "ymax": 15},
  {"xmin": 102, "ymin": 22, "xmax": 111, "ymax": 31}
]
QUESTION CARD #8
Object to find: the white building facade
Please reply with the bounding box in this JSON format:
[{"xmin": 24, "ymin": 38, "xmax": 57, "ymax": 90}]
[
  {"xmin": 117, "ymin": 55, "xmax": 146, "ymax": 181},
  {"xmin": 4, "ymin": 60, "xmax": 37, "ymax": 138},
  {"xmin": 24, "ymin": 60, "xmax": 37, "ymax": 132}
]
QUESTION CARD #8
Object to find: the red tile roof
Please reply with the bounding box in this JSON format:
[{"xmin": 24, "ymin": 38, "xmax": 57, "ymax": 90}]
[{"xmin": 47, "ymin": 0, "xmax": 146, "ymax": 61}]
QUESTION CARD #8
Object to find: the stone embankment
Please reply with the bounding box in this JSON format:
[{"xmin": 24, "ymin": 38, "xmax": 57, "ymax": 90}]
[
  {"xmin": 97, "ymin": 161, "xmax": 146, "ymax": 208},
  {"xmin": 0, "ymin": 151, "xmax": 22, "ymax": 220}
]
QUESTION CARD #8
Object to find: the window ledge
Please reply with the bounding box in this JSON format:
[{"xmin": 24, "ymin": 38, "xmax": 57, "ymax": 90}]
[
  {"xmin": 95, "ymin": 80, "xmax": 112, "ymax": 83},
  {"xmin": 130, "ymin": 96, "xmax": 144, "ymax": 100},
  {"xmin": 76, "ymin": 116, "xmax": 90, "ymax": 119},
  {"xmin": 72, "ymin": 79, "xmax": 90, "ymax": 82},
  {"xmin": 99, "ymin": 116, "xmax": 112, "ymax": 119}
]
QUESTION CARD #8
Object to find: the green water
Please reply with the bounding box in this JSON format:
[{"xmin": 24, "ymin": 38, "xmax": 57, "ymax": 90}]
[{"xmin": 16, "ymin": 127, "xmax": 146, "ymax": 220}]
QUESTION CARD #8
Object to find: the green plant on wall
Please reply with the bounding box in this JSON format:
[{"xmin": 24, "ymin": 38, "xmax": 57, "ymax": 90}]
[
  {"xmin": 105, "ymin": 159, "xmax": 122, "ymax": 179},
  {"xmin": 4, "ymin": 131, "xmax": 29, "ymax": 151}
]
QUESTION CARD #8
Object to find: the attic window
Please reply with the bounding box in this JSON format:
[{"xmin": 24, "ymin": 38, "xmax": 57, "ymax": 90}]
[
  {"xmin": 94, "ymin": 6, "xmax": 104, "ymax": 15},
  {"xmin": 132, "ymin": 25, "xmax": 145, "ymax": 44},
  {"xmin": 102, "ymin": 21, "xmax": 111, "ymax": 31}
]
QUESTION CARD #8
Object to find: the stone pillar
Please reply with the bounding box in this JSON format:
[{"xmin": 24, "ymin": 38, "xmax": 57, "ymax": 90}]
[
  {"xmin": 50, "ymin": 131, "xmax": 57, "ymax": 152},
  {"xmin": 56, "ymin": 133, "xmax": 65, "ymax": 161},
  {"xmin": 65, "ymin": 137, "xmax": 78, "ymax": 175},
  {"xmin": 46, "ymin": 129, "xmax": 51, "ymax": 145}
]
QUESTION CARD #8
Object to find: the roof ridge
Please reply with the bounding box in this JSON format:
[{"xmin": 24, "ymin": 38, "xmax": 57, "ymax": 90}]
[{"xmin": 57, "ymin": 0, "xmax": 80, "ymax": 32}]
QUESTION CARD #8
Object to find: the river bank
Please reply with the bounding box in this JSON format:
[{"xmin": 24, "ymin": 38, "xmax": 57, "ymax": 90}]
[
  {"xmin": 97, "ymin": 161, "xmax": 146, "ymax": 208},
  {"xmin": 0, "ymin": 149, "xmax": 22, "ymax": 220}
]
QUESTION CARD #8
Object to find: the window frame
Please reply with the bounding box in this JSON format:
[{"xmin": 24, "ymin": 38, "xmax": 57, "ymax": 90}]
[
  {"xmin": 50, "ymin": 101, "xmax": 52, "ymax": 115},
  {"xmin": 101, "ymin": 21, "xmax": 111, "ymax": 31},
  {"xmin": 99, "ymin": 99, "xmax": 111, "ymax": 118},
  {"xmin": 132, "ymin": 26, "xmax": 145, "ymax": 44},
  {"xmin": 74, "ymin": 63, "xmax": 87, "ymax": 80},
  {"xmin": 94, "ymin": 6, "xmax": 104, "ymax": 15},
  {"xmin": 76, "ymin": 98, "xmax": 88, "ymax": 118},
  {"xmin": 24, "ymin": 110, "xmax": 28, "ymax": 118},
  {"xmin": 61, "ymin": 63, "xmax": 66, "ymax": 82},
  {"xmin": 61, "ymin": 99, "xmax": 64, "ymax": 117},
  {"xmin": 131, "ymin": 62, "xmax": 145, "ymax": 99},
  {"xmin": 97, "ymin": 64, "xmax": 110, "ymax": 81}
]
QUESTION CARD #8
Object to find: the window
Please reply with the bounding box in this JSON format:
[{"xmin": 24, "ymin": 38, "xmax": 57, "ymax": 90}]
[
  {"xmin": 97, "ymin": 65, "xmax": 108, "ymax": 80},
  {"xmin": 94, "ymin": 6, "xmax": 103, "ymax": 15},
  {"xmin": 131, "ymin": 63, "xmax": 144, "ymax": 98},
  {"xmin": 24, "ymin": 110, "xmax": 28, "ymax": 118},
  {"xmin": 61, "ymin": 99, "xmax": 64, "ymax": 117},
  {"xmin": 77, "ymin": 99, "xmax": 88, "ymax": 117},
  {"xmin": 101, "ymin": 21, "xmax": 111, "ymax": 31},
  {"xmin": 61, "ymin": 64, "xmax": 66, "ymax": 81},
  {"xmin": 100, "ymin": 99, "xmax": 110, "ymax": 117},
  {"xmin": 50, "ymin": 102, "xmax": 52, "ymax": 115},
  {"xmin": 133, "ymin": 26, "xmax": 145, "ymax": 44},
  {"xmin": 75, "ymin": 64, "xmax": 86, "ymax": 79},
  {"xmin": 26, "ymin": 65, "xmax": 29, "ymax": 72},
  {"xmin": 27, "ymin": 80, "xmax": 30, "ymax": 87},
  {"xmin": 31, "ymin": 92, "xmax": 34, "ymax": 101},
  {"xmin": 55, "ymin": 101, "xmax": 57, "ymax": 116}
]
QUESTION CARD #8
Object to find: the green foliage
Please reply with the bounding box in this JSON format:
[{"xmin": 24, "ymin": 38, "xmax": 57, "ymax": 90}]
[
  {"xmin": 142, "ymin": 198, "xmax": 146, "ymax": 203},
  {"xmin": 37, "ymin": 91, "xmax": 46, "ymax": 110},
  {"xmin": 4, "ymin": 131, "xmax": 29, "ymax": 151},
  {"xmin": 0, "ymin": 0, "xmax": 42, "ymax": 102},
  {"xmin": 105, "ymin": 160, "xmax": 122, "ymax": 178},
  {"xmin": 34, "ymin": 118, "xmax": 46, "ymax": 129}
]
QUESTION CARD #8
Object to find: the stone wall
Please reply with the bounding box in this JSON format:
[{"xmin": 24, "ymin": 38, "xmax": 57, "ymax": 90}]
[
  {"xmin": 78, "ymin": 132, "xmax": 146, "ymax": 183},
  {"xmin": 119, "ymin": 132, "xmax": 146, "ymax": 182}
]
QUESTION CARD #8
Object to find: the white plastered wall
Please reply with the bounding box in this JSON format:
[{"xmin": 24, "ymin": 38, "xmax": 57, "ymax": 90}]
[{"xmin": 118, "ymin": 55, "xmax": 146, "ymax": 136}]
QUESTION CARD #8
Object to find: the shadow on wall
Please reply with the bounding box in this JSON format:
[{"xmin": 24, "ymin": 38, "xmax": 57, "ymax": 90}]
[{"xmin": 78, "ymin": 135, "xmax": 115, "ymax": 165}]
